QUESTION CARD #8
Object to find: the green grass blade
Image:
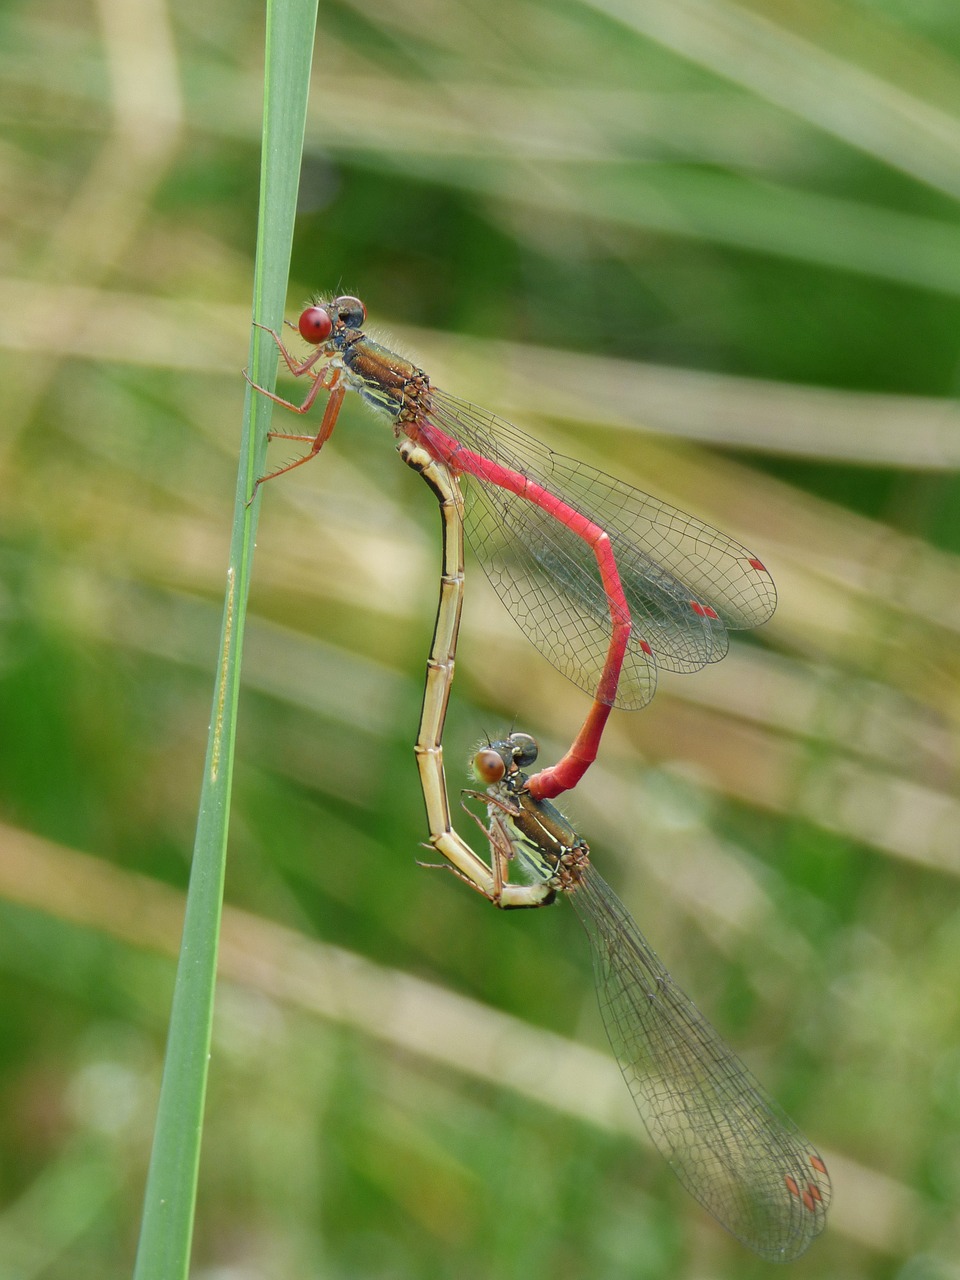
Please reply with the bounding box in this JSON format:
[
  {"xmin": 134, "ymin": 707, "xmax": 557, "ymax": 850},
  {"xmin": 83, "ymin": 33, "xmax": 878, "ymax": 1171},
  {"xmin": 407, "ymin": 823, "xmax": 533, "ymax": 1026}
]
[{"xmin": 132, "ymin": 2, "xmax": 319, "ymax": 1277}]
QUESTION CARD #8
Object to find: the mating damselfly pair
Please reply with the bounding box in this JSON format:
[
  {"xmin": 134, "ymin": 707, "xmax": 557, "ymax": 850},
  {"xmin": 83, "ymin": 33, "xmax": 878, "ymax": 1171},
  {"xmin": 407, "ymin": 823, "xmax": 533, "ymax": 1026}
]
[{"xmin": 249, "ymin": 295, "xmax": 831, "ymax": 1260}]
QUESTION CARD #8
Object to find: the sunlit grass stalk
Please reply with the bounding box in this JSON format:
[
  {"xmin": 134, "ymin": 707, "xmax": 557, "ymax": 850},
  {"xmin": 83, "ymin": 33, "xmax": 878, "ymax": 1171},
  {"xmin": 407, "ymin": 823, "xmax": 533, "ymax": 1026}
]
[{"xmin": 132, "ymin": 2, "xmax": 319, "ymax": 1276}]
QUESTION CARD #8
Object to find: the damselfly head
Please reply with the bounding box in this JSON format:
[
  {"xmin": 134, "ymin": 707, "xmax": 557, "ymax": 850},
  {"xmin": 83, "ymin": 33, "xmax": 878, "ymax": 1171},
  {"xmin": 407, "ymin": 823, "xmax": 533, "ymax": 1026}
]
[
  {"xmin": 297, "ymin": 296, "xmax": 366, "ymax": 346},
  {"xmin": 472, "ymin": 732, "xmax": 540, "ymax": 786}
]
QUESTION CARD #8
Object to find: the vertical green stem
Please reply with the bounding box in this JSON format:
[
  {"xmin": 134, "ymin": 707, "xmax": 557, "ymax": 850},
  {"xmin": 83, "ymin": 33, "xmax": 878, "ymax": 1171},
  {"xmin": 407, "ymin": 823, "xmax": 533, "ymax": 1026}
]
[{"xmin": 132, "ymin": 2, "xmax": 319, "ymax": 1276}]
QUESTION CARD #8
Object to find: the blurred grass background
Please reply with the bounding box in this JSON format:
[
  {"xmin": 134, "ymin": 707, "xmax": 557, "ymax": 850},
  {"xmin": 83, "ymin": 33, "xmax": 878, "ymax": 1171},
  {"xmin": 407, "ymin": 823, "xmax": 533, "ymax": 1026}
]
[{"xmin": 2, "ymin": 0, "xmax": 960, "ymax": 1275}]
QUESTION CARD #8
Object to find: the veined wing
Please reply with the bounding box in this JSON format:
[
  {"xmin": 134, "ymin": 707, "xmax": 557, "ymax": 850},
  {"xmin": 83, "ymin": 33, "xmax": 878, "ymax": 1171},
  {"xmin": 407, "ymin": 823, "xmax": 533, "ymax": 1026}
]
[
  {"xmin": 571, "ymin": 866, "xmax": 830, "ymax": 1261},
  {"xmin": 421, "ymin": 391, "xmax": 775, "ymax": 709}
]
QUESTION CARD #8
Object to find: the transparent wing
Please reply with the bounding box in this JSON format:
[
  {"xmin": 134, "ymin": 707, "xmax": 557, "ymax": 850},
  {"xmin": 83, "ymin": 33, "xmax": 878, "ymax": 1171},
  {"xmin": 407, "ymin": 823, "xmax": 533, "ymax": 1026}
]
[
  {"xmin": 423, "ymin": 391, "xmax": 776, "ymax": 710},
  {"xmin": 458, "ymin": 467, "xmax": 661, "ymax": 708},
  {"xmin": 570, "ymin": 866, "xmax": 830, "ymax": 1261}
]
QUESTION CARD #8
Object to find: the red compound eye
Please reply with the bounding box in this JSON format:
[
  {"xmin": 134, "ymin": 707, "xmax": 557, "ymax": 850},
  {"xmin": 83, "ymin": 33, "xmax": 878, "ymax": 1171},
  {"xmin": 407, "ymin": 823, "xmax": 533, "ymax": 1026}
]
[{"xmin": 298, "ymin": 307, "xmax": 334, "ymax": 345}]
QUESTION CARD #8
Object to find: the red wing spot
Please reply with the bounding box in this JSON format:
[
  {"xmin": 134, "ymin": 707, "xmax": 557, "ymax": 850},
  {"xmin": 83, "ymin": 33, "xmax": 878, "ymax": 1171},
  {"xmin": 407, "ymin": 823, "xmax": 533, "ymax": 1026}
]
[
  {"xmin": 640, "ymin": 639, "xmax": 653, "ymax": 655},
  {"xmin": 748, "ymin": 557, "xmax": 766, "ymax": 572},
  {"xmin": 810, "ymin": 1154, "xmax": 828, "ymax": 1174},
  {"xmin": 785, "ymin": 1175, "xmax": 800, "ymax": 1199},
  {"xmin": 690, "ymin": 600, "xmax": 720, "ymax": 620},
  {"xmin": 806, "ymin": 1183, "xmax": 824, "ymax": 1205},
  {"xmin": 802, "ymin": 1187, "xmax": 817, "ymax": 1213},
  {"xmin": 691, "ymin": 599, "xmax": 721, "ymax": 619}
]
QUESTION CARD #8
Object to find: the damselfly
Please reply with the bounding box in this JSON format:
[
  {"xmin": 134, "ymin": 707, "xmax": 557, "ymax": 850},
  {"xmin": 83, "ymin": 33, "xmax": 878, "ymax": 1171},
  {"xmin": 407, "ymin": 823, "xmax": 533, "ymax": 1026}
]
[
  {"xmin": 466, "ymin": 731, "xmax": 831, "ymax": 1262},
  {"xmin": 248, "ymin": 296, "xmax": 776, "ymax": 801}
]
